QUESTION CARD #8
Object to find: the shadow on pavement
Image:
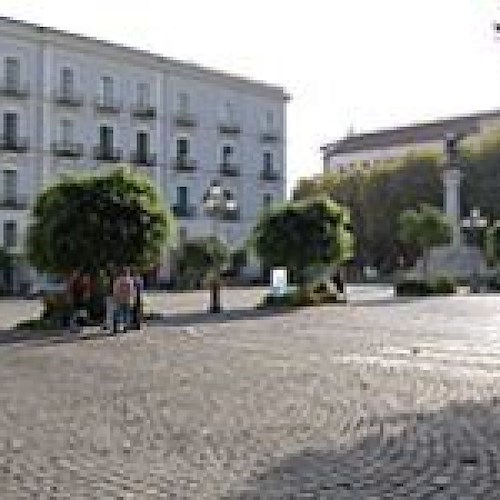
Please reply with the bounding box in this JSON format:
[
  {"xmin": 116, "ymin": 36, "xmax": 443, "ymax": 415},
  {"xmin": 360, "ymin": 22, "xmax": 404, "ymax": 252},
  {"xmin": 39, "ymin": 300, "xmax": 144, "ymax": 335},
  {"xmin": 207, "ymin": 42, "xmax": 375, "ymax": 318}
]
[{"xmin": 229, "ymin": 399, "xmax": 500, "ymax": 498}]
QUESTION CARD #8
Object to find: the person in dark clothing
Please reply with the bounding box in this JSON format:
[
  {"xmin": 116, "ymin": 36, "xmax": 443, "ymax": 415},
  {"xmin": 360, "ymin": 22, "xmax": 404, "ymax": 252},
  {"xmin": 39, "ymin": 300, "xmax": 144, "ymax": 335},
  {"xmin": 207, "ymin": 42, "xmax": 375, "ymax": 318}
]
[
  {"xmin": 130, "ymin": 271, "xmax": 144, "ymax": 330},
  {"xmin": 332, "ymin": 268, "xmax": 345, "ymax": 297}
]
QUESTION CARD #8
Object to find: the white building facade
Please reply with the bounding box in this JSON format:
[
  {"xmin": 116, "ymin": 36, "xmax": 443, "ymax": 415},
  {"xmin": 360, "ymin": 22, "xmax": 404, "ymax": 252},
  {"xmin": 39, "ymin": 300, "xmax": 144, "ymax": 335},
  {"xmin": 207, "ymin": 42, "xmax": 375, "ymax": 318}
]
[
  {"xmin": 0, "ymin": 17, "xmax": 288, "ymax": 291},
  {"xmin": 322, "ymin": 110, "xmax": 500, "ymax": 175}
]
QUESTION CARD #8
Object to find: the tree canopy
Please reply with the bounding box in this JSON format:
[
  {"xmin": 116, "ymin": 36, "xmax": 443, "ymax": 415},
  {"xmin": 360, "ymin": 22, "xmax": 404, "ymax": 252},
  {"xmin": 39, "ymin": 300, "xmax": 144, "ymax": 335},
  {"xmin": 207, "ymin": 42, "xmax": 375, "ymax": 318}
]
[
  {"xmin": 27, "ymin": 168, "xmax": 173, "ymax": 276},
  {"xmin": 398, "ymin": 203, "xmax": 451, "ymax": 275},
  {"xmin": 252, "ymin": 197, "xmax": 353, "ymax": 288},
  {"xmin": 294, "ymin": 133, "xmax": 500, "ymax": 272},
  {"xmin": 176, "ymin": 237, "xmax": 229, "ymax": 287}
]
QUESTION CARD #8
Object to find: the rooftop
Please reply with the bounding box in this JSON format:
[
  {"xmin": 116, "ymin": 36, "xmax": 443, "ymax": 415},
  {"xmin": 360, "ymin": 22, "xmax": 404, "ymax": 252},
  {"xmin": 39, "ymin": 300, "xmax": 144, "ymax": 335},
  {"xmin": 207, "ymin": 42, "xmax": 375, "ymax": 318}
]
[
  {"xmin": 322, "ymin": 108, "xmax": 500, "ymax": 157},
  {"xmin": 0, "ymin": 16, "xmax": 290, "ymax": 101}
]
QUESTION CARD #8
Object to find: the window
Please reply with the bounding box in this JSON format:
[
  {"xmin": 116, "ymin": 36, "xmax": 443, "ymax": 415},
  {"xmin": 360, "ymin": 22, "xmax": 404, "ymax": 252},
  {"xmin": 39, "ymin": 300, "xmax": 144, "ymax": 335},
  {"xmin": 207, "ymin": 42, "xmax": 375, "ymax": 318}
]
[
  {"xmin": 3, "ymin": 113, "xmax": 18, "ymax": 144},
  {"xmin": 61, "ymin": 67, "xmax": 74, "ymax": 98},
  {"xmin": 137, "ymin": 131, "xmax": 149, "ymax": 161},
  {"xmin": 263, "ymin": 151, "xmax": 273, "ymax": 172},
  {"xmin": 266, "ymin": 110, "xmax": 274, "ymax": 128},
  {"xmin": 263, "ymin": 193, "xmax": 272, "ymax": 209},
  {"xmin": 179, "ymin": 226, "xmax": 187, "ymax": 243},
  {"xmin": 3, "ymin": 170, "xmax": 17, "ymax": 202},
  {"xmin": 222, "ymin": 144, "xmax": 233, "ymax": 165},
  {"xmin": 5, "ymin": 57, "xmax": 20, "ymax": 90},
  {"xmin": 99, "ymin": 125, "xmax": 114, "ymax": 155},
  {"xmin": 224, "ymin": 101, "xmax": 234, "ymax": 122},
  {"xmin": 176, "ymin": 137, "xmax": 190, "ymax": 160},
  {"xmin": 178, "ymin": 92, "xmax": 189, "ymax": 114},
  {"xmin": 137, "ymin": 82, "xmax": 150, "ymax": 108},
  {"xmin": 177, "ymin": 186, "xmax": 188, "ymax": 208},
  {"xmin": 362, "ymin": 160, "xmax": 370, "ymax": 169},
  {"xmin": 3, "ymin": 221, "xmax": 16, "ymax": 249},
  {"xmin": 101, "ymin": 76, "xmax": 114, "ymax": 105},
  {"xmin": 60, "ymin": 119, "xmax": 74, "ymax": 145}
]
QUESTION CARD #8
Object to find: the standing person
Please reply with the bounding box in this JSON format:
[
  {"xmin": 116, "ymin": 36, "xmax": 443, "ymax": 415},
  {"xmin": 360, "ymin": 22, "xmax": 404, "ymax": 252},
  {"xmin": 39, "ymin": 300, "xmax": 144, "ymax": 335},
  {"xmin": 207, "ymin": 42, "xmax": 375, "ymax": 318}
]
[
  {"xmin": 130, "ymin": 269, "xmax": 144, "ymax": 331},
  {"xmin": 68, "ymin": 270, "xmax": 85, "ymax": 333},
  {"xmin": 99, "ymin": 267, "xmax": 115, "ymax": 333},
  {"xmin": 113, "ymin": 267, "xmax": 135, "ymax": 333}
]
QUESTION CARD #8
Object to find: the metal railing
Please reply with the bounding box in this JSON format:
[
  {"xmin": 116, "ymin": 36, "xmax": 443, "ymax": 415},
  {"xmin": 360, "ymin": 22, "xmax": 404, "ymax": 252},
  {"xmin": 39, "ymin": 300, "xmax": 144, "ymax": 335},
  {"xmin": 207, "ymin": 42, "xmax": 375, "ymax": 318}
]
[
  {"xmin": 0, "ymin": 81, "xmax": 29, "ymax": 99},
  {"xmin": 130, "ymin": 151, "xmax": 157, "ymax": 166},
  {"xmin": 51, "ymin": 141, "xmax": 84, "ymax": 158},
  {"xmin": 260, "ymin": 169, "xmax": 281, "ymax": 181},
  {"xmin": 173, "ymin": 113, "xmax": 197, "ymax": 128},
  {"xmin": 218, "ymin": 122, "xmax": 241, "ymax": 135},
  {"xmin": 93, "ymin": 146, "xmax": 122, "ymax": 162},
  {"xmin": 173, "ymin": 157, "xmax": 198, "ymax": 172},
  {"xmin": 94, "ymin": 97, "xmax": 122, "ymax": 114},
  {"xmin": 0, "ymin": 194, "xmax": 29, "ymax": 209},
  {"xmin": 219, "ymin": 162, "xmax": 240, "ymax": 177},
  {"xmin": 0, "ymin": 136, "xmax": 29, "ymax": 152},
  {"xmin": 172, "ymin": 204, "xmax": 197, "ymax": 218},
  {"xmin": 260, "ymin": 131, "xmax": 280, "ymax": 143},
  {"xmin": 53, "ymin": 91, "xmax": 84, "ymax": 107},
  {"xmin": 131, "ymin": 105, "xmax": 157, "ymax": 120}
]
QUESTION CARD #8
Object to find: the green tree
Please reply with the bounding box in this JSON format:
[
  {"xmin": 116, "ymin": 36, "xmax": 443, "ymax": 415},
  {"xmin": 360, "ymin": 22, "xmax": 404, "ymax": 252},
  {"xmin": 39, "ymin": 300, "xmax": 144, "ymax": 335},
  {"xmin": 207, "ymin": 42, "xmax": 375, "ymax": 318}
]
[
  {"xmin": 27, "ymin": 168, "xmax": 173, "ymax": 278},
  {"xmin": 176, "ymin": 237, "xmax": 229, "ymax": 288},
  {"xmin": 294, "ymin": 152, "xmax": 444, "ymax": 271},
  {"xmin": 0, "ymin": 247, "xmax": 12, "ymax": 292},
  {"xmin": 398, "ymin": 204, "xmax": 451, "ymax": 277},
  {"xmin": 252, "ymin": 197, "xmax": 354, "ymax": 292}
]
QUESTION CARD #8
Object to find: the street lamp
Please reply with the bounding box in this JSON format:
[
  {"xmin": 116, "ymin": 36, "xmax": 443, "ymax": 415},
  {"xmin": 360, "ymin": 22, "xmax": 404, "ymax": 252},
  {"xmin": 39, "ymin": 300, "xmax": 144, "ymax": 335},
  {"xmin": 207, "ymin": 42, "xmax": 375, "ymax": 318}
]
[
  {"xmin": 202, "ymin": 180, "xmax": 238, "ymax": 313},
  {"xmin": 462, "ymin": 207, "xmax": 488, "ymax": 292}
]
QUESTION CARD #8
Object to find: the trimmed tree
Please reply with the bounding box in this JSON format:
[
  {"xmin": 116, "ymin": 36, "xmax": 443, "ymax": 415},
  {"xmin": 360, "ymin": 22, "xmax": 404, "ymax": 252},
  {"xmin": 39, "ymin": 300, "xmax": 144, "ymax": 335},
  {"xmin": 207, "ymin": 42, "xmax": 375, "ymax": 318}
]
[
  {"xmin": 176, "ymin": 237, "xmax": 229, "ymax": 288},
  {"xmin": 27, "ymin": 168, "xmax": 173, "ymax": 279},
  {"xmin": 398, "ymin": 203, "xmax": 451, "ymax": 277},
  {"xmin": 252, "ymin": 197, "xmax": 354, "ymax": 293}
]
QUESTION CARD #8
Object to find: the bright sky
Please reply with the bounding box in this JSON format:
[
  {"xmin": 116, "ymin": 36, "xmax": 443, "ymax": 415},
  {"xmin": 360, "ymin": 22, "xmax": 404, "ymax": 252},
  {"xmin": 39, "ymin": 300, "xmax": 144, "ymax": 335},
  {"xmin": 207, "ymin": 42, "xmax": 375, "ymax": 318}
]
[{"xmin": 2, "ymin": 0, "xmax": 500, "ymax": 193}]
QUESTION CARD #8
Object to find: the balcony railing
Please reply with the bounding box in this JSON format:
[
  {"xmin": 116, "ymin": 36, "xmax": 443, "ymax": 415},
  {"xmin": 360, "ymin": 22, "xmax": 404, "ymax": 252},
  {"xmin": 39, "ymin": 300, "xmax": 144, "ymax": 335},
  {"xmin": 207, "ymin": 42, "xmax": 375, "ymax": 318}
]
[
  {"xmin": 0, "ymin": 82, "xmax": 29, "ymax": 99},
  {"xmin": 130, "ymin": 151, "xmax": 157, "ymax": 166},
  {"xmin": 0, "ymin": 136, "xmax": 29, "ymax": 153},
  {"xmin": 93, "ymin": 146, "xmax": 122, "ymax": 162},
  {"xmin": 220, "ymin": 208, "xmax": 240, "ymax": 221},
  {"xmin": 173, "ymin": 157, "xmax": 198, "ymax": 172},
  {"xmin": 260, "ymin": 131, "xmax": 280, "ymax": 143},
  {"xmin": 51, "ymin": 141, "xmax": 84, "ymax": 158},
  {"xmin": 219, "ymin": 162, "xmax": 240, "ymax": 177},
  {"xmin": 260, "ymin": 169, "xmax": 281, "ymax": 181},
  {"xmin": 172, "ymin": 204, "xmax": 197, "ymax": 218},
  {"xmin": 0, "ymin": 194, "xmax": 29, "ymax": 210},
  {"xmin": 53, "ymin": 91, "xmax": 84, "ymax": 107},
  {"xmin": 94, "ymin": 97, "xmax": 122, "ymax": 114},
  {"xmin": 218, "ymin": 122, "xmax": 241, "ymax": 135},
  {"xmin": 174, "ymin": 113, "xmax": 197, "ymax": 128},
  {"xmin": 131, "ymin": 105, "xmax": 157, "ymax": 120}
]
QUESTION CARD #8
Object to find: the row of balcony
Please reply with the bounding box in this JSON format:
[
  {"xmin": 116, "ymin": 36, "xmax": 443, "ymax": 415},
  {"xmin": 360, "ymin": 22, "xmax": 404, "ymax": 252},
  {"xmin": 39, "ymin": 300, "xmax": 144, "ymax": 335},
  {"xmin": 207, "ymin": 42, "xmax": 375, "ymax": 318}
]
[
  {"xmin": 0, "ymin": 194, "xmax": 241, "ymax": 220},
  {"xmin": 171, "ymin": 204, "xmax": 240, "ymax": 221},
  {"xmin": 0, "ymin": 88, "xmax": 280, "ymax": 142}
]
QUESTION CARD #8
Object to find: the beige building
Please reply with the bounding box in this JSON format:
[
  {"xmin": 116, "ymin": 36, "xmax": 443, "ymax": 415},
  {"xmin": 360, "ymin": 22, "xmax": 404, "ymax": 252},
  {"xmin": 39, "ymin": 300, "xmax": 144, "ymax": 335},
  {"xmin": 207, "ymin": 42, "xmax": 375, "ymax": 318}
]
[{"xmin": 321, "ymin": 109, "xmax": 500, "ymax": 174}]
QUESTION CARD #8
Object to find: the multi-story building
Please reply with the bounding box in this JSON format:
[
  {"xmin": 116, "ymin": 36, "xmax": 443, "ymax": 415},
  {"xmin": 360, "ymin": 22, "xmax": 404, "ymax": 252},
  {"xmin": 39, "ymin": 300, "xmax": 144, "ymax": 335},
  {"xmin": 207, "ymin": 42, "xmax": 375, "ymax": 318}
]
[
  {"xmin": 321, "ymin": 109, "xmax": 500, "ymax": 174},
  {"xmin": 0, "ymin": 17, "xmax": 288, "ymax": 291}
]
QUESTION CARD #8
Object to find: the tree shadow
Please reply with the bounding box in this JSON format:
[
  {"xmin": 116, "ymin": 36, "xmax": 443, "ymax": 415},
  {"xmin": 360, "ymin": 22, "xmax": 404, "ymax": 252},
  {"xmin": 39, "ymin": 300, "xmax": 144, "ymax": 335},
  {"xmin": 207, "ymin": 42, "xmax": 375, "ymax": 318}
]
[{"xmin": 230, "ymin": 399, "xmax": 500, "ymax": 498}]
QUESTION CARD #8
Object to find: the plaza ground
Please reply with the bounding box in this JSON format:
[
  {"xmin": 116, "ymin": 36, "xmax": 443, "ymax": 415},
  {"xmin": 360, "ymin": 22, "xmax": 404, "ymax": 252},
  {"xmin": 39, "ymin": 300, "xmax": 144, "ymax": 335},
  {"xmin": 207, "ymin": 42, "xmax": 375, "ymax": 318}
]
[{"xmin": 1, "ymin": 286, "xmax": 500, "ymax": 498}]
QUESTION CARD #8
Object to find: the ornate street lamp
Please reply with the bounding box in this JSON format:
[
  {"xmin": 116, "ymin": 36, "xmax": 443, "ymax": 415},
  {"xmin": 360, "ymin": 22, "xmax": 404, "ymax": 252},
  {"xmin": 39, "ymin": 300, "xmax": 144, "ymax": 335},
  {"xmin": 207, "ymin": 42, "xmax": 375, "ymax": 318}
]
[
  {"xmin": 202, "ymin": 180, "xmax": 238, "ymax": 313},
  {"xmin": 462, "ymin": 207, "xmax": 488, "ymax": 292}
]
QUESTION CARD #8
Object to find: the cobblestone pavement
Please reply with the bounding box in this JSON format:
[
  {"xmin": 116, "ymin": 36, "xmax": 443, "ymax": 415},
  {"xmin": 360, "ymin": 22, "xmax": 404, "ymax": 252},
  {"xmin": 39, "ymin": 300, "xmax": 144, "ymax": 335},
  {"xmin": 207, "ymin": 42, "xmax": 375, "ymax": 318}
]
[{"xmin": 2, "ymin": 287, "xmax": 500, "ymax": 498}]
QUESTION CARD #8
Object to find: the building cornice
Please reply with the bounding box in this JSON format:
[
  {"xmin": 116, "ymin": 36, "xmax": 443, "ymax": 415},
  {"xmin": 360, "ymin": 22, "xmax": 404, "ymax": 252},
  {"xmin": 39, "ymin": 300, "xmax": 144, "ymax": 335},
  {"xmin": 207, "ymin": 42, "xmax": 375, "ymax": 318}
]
[{"xmin": 0, "ymin": 16, "xmax": 291, "ymax": 102}]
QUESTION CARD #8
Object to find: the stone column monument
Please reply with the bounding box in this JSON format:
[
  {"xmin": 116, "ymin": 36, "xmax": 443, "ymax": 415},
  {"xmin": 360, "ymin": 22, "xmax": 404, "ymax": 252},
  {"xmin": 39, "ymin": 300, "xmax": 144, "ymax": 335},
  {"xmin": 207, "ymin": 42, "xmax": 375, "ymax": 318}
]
[
  {"xmin": 442, "ymin": 133, "xmax": 463, "ymax": 247},
  {"xmin": 418, "ymin": 132, "xmax": 487, "ymax": 278}
]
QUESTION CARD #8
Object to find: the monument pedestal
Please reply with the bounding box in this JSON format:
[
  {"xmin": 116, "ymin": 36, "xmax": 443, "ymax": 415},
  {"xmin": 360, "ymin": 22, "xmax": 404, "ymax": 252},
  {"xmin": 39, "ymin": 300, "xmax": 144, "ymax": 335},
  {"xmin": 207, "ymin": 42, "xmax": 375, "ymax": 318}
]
[{"xmin": 413, "ymin": 244, "xmax": 487, "ymax": 279}]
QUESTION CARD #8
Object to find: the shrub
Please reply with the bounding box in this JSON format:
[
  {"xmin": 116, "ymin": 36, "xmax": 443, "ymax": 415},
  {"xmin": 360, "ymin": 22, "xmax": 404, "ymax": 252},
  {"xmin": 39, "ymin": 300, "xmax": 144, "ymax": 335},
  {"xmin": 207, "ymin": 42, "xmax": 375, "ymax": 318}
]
[
  {"xmin": 258, "ymin": 286, "xmax": 342, "ymax": 309},
  {"xmin": 396, "ymin": 276, "xmax": 456, "ymax": 296}
]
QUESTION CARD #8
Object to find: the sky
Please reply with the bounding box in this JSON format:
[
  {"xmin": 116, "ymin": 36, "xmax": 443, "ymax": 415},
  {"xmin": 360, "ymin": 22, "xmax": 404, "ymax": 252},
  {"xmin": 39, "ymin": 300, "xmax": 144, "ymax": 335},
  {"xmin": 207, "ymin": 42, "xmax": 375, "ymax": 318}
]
[{"xmin": 2, "ymin": 0, "xmax": 500, "ymax": 193}]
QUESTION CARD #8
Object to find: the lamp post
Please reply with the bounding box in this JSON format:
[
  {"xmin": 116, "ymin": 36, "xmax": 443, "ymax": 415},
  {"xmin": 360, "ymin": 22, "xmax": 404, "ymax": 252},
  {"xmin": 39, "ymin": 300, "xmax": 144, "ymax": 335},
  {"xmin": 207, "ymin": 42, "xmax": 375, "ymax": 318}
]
[
  {"xmin": 462, "ymin": 207, "xmax": 487, "ymax": 293},
  {"xmin": 202, "ymin": 180, "xmax": 238, "ymax": 313}
]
